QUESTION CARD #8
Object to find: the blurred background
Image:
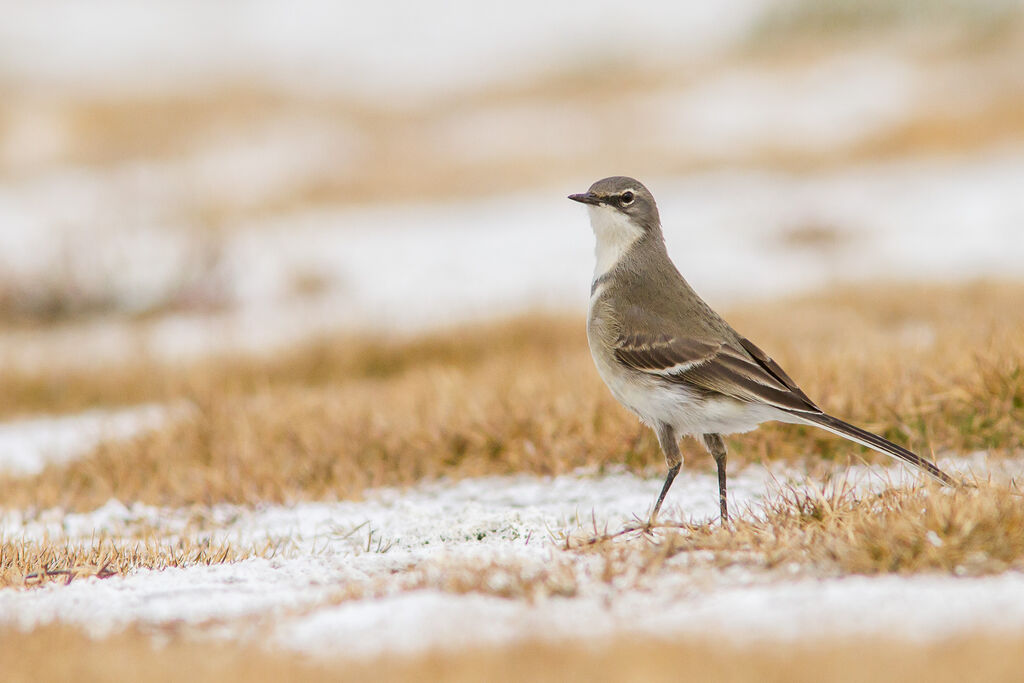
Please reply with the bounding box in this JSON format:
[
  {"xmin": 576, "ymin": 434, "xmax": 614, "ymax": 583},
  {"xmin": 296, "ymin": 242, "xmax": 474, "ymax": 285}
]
[{"xmin": 1, "ymin": 0, "xmax": 1022, "ymax": 369}]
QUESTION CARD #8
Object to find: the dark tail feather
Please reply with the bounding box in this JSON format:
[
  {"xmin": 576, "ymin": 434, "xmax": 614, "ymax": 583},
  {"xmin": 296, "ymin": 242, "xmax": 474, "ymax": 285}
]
[{"xmin": 797, "ymin": 412, "xmax": 955, "ymax": 486}]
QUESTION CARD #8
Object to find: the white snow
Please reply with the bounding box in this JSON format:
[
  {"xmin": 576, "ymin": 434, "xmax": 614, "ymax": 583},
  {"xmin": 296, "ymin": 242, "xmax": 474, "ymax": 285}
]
[
  {"xmin": 0, "ymin": 405, "xmax": 169, "ymax": 475},
  {"xmin": 0, "ymin": 0, "xmax": 775, "ymax": 101},
  {"xmin": 1, "ymin": 455, "xmax": 1020, "ymax": 656},
  {"xmin": 279, "ymin": 573, "xmax": 1024, "ymax": 657},
  {"xmin": 638, "ymin": 51, "xmax": 921, "ymax": 157},
  {"xmin": 2, "ymin": 150, "xmax": 1023, "ymax": 369},
  {"xmin": 1, "ymin": 2, "xmax": 1022, "ymax": 658}
]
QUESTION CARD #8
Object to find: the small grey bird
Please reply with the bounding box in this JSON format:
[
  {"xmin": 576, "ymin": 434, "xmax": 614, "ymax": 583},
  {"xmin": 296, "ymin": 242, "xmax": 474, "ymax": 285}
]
[{"xmin": 569, "ymin": 176, "xmax": 953, "ymax": 524}]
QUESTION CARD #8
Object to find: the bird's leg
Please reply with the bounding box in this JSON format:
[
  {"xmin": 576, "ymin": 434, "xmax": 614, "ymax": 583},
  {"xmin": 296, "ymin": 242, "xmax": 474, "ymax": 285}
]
[
  {"xmin": 651, "ymin": 423, "xmax": 682, "ymax": 524},
  {"xmin": 702, "ymin": 433, "xmax": 729, "ymax": 524},
  {"xmin": 651, "ymin": 464, "xmax": 680, "ymax": 523}
]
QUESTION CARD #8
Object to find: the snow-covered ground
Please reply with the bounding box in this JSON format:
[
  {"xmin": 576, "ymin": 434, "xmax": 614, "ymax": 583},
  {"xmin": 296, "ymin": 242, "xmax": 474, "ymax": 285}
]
[
  {"xmin": 0, "ymin": 0, "xmax": 774, "ymax": 100},
  {"xmin": 1, "ymin": 453, "xmax": 1021, "ymax": 657},
  {"xmin": 2, "ymin": 2, "xmax": 1022, "ymax": 371},
  {"xmin": 0, "ymin": 405, "xmax": 169, "ymax": 475},
  {"xmin": 2, "ymin": 0, "xmax": 1023, "ymax": 663},
  {"xmin": 281, "ymin": 572, "xmax": 1024, "ymax": 656},
  {"xmin": 2, "ymin": 150, "xmax": 1022, "ymax": 369},
  {"xmin": 0, "ymin": 384, "xmax": 1018, "ymax": 658}
]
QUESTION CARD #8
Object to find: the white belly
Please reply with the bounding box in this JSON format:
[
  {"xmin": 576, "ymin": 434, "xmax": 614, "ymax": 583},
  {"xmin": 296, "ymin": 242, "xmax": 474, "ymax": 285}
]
[{"xmin": 587, "ymin": 326, "xmax": 782, "ymax": 437}]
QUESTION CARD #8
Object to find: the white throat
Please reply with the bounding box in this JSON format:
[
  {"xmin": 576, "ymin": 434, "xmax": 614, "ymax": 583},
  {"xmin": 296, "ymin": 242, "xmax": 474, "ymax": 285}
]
[{"xmin": 588, "ymin": 204, "xmax": 644, "ymax": 279}]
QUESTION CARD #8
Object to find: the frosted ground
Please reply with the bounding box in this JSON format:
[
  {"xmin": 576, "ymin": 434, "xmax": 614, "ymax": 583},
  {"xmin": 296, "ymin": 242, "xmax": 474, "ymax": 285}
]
[
  {"xmin": 2, "ymin": 0, "xmax": 1024, "ymax": 665},
  {"xmin": 2, "ymin": 417, "xmax": 1023, "ymax": 658},
  {"xmin": 3, "ymin": 2, "xmax": 1024, "ymax": 368},
  {"xmin": 0, "ymin": 1, "xmax": 772, "ymax": 98},
  {"xmin": 2, "ymin": 150, "xmax": 1023, "ymax": 368}
]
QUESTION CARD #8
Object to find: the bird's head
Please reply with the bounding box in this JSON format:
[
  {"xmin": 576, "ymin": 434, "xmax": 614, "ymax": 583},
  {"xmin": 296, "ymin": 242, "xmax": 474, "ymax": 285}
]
[{"xmin": 569, "ymin": 176, "xmax": 662, "ymax": 275}]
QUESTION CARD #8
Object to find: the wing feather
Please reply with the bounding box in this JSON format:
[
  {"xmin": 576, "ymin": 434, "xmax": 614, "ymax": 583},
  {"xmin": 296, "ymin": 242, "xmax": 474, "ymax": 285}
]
[
  {"xmin": 611, "ymin": 332, "xmax": 820, "ymax": 414},
  {"xmin": 612, "ymin": 335, "xmax": 719, "ymax": 375}
]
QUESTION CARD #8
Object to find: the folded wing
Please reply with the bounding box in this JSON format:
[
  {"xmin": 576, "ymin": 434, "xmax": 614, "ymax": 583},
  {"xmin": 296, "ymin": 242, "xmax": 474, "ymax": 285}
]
[
  {"xmin": 611, "ymin": 328, "xmax": 954, "ymax": 485},
  {"xmin": 612, "ymin": 332, "xmax": 820, "ymax": 414}
]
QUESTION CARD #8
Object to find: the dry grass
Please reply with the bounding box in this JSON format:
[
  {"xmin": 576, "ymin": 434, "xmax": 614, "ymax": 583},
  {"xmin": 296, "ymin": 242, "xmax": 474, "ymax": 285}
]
[
  {"xmin": 854, "ymin": 95, "xmax": 1024, "ymax": 161},
  {"xmin": 0, "ymin": 317, "xmax": 624, "ymax": 509},
  {"xmin": 763, "ymin": 482, "xmax": 1024, "ymax": 575},
  {"xmin": 749, "ymin": 0, "xmax": 1021, "ymax": 46},
  {"xmin": 0, "ymin": 536, "xmax": 273, "ymax": 588},
  {"xmin": 3, "ymin": 480, "xmax": 1020, "ymax": 594},
  {"xmin": 0, "ymin": 314, "xmax": 576, "ymax": 418},
  {"xmin": 571, "ymin": 480, "xmax": 1024, "ymax": 579},
  {"xmin": 357, "ymin": 481, "xmax": 1024, "ymax": 606},
  {"xmin": 0, "ymin": 281, "xmax": 1021, "ymax": 511},
  {"xmin": 3, "ymin": 624, "xmax": 1024, "ymax": 683}
]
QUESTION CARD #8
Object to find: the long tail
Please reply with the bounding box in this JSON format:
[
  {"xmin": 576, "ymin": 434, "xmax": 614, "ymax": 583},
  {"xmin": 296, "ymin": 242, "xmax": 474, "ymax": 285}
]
[{"xmin": 796, "ymin": 412, "xmax": 955, "ymax": 486}]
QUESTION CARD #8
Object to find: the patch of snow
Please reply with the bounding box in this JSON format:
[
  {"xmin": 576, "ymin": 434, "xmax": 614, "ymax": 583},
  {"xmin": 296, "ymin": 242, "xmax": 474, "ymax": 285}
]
[
  {"xmin": 279, "ymin": 573, "xmax": 1024, "ymax": 658},
  {"xmin": 0, "ymin": 405, "xmax": 169, "ymax": 475},
  {"xmin": 0, "ymin": 559, "xmax": 333, "ymax": 637},
  {"xmin": 431, "ymin": 103, "xmax": 607, "ymax": 166},
  {"xmin": 2, "ymin": 466, "xmax": 773, "ymax": 543},
  {"xmin": 4, "ymin": 150, "xmax": 1022, "ymax": 369},
  {"xmin": 640, "ymin": 51, "xmax": 920, "ymax": 157},
  {"xmin": 2, "ymin": 458, "xmax": 1021, "ymax": 655},
  {"xmin": 202, "ymin": 149, "xmax": 1024, "ymax": 334},
  {"xmin": 0, "ymin": 1, "xmax": 775, "ymax": 101},
  {"xmin": 0, "ymin": 466, "xmax": 769, "ymax": 637}
]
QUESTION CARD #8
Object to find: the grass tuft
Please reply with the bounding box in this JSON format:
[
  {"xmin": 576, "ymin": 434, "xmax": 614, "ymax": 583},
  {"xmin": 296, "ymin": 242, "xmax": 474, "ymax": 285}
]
[
  {"xmin": 574, "ymin": 479, "xmax": 1024, "ymax": 577},
  {"xmin": 0, "ymin": 536, "xmax": 274, "ymax": 588}
]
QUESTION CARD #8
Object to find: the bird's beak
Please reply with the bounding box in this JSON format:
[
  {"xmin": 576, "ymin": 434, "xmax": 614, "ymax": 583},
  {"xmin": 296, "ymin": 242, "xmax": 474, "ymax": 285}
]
[{"xmin": 568, "ymin": 192, "xmax": 601, "ymax": 206}]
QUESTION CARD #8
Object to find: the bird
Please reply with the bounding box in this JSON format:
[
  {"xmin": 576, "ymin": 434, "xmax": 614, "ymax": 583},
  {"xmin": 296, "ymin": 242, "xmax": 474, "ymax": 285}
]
[{"xmin": 568, "ymin": 175, "xmax": 954, "ymax": 524}]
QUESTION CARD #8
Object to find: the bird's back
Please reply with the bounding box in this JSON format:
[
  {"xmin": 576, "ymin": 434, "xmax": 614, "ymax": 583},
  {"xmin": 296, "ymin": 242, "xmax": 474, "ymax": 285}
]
[{"xmin": 589, "ymin": 232, "xmax": 741, "ymax": 349}]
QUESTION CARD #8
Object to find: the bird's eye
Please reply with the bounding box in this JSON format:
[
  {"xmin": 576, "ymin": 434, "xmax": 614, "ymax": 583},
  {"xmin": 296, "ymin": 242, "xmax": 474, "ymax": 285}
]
[{"xmin": 620, "ymin": 191, "xmax": 635, "ymax": 206}]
